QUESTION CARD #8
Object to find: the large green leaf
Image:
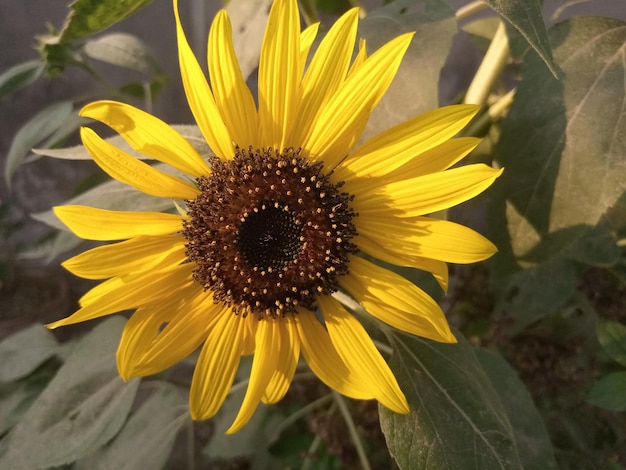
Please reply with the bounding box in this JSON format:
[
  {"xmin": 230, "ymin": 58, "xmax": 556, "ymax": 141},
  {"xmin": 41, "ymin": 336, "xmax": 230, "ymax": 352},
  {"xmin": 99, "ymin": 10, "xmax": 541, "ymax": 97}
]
[
  {"xmin": 359, "ymin": 0, "xmax": 456, "ymax": 139},
  {"xmin": 489, "ymin": 17, "xmax": 626, "ymax": 327},
  {"xmin": 0, "ymin": 317, "xmax": 140, "ymax": 468},
  {"xmin": 498, "ymin": 17, "xmax": 626, "ymax": 236},
  {"xmin": 380, "ymin": 331, "xmax": 522, "ymax": 469},
  {"xmin": 0, "ymin": 60, "xmax": 44, "ymax": 101},
  {"xmin": 76, "ymin": 383, "xmax": 188, "ymax": 470},
  {"xmin": 482, "ymin": 0, "xmax": 557, "ymax": 76},
  {"xmin": 83, "ymin": 33, "xmax": 161, "ymax": 75},
  {"xmin": 4, "ymin": 101, "xmax": 74, "ymax": 188},
  {"xmin": 475, "ymin": 349, "xmax": 558, "ymax": 470},
  {"xmin": 0, "ymin": 324, "xmax": 59, "ymax": 383},
  {"xmin": 0, "ymin": 373, "xmax": 52, "ymax": 438}
]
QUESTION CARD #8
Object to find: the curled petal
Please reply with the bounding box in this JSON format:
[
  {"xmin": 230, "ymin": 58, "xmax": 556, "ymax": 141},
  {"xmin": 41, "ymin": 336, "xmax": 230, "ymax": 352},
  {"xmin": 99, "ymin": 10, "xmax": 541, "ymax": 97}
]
[
  {"xmin": 81, "ymin": 127, "xmax": 199, "ymax": 200},
  {"xmin": 80, "ymin": 100, "xmax": 210, "ymax": 177},
  {"xmin": 295, "ymin": 310, "xmax": 371, "ymax": 399},
  {"xmin": 340, "ymin": 256, "xmax": 455, "ymax": 342},
  {"xmin": 318, "ymin": 295, "xmax": 408, "ymax": 413}
]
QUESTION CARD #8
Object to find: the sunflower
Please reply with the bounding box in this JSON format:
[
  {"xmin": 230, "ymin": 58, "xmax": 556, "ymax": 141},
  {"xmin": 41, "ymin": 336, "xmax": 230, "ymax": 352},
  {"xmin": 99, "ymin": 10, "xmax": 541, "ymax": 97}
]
[{"xmin": 49, "ymin": 0, "xmax": 502, "ymax": 433}]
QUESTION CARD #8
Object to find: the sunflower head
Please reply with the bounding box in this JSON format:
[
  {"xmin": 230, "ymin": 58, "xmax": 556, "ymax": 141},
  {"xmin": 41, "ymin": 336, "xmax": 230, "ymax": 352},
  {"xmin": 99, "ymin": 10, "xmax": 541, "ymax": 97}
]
[
  {"xmin": 49, "ymin": 0, "xmax": 501, "ymax": 433},
  {"xmin": 183, "ymin": 146, "xmax": 358, "ymax": 318}
]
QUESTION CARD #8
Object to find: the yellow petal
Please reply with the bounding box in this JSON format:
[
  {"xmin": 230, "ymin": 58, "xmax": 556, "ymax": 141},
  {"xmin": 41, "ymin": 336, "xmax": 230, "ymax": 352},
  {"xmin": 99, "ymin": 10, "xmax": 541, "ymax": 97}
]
[
  {"xmin": 355, "ymin": 234, "xmax": 449, "ymax": 291},
  {"xmin": 190, "ymin": 312, "xmax": 246, "ymax": 420},
  {"xmin": 378, "ymin": 137, "xmax": 481, "ymax": 182},
  {"xmin": 288, "ymin": 8, "xmax": 359, "ymax": 148},
  {"xmin": 174, "ymin": 0, "xmax": 234, "ymax": 159},
  {"xmin": 257, "ymin": 0, "xmax": 301, "ymax": 149},
  {"xmin": 341, "ymin": 256, "xmax": 456, "ymax": 342},
  {"xmin": 47, "ymin": 263, "xmax": 194, "ymax": 328},
  {"xmin": 295, "ymin": 310, "xmax": 371, "ymax": 399},
  {"xmin": 241, "ymin": 317, "xmax": 258, "ymax": 356},
  {"xmin": 53, "ymin": 206, "xmax": 183, "ymax": 241},
  {"xmin": 348, "ymin": 38, "xmax": 368, "ymax": 75},
  {"xmin": 357, "ymin": 215, "xmax": 498, "ymax": 264},
  {"xmin": 227, "ymin": 318, "xmax": 281, "ymax": 433},
  {"xmin": 80, "ymin": 100, "xmax": 210, "ymax": 178},
  {"xmin": 131, "ymin": 295, "xmax": 224, "ymax": 378},
  {"xmin": 352, "ymin": 164, "xmax": 503, "ymax": 218},
  {"xmin": 299, "ymin": 23, "xmax": 320, "ymax": 77},
  {"xmin": 117, "ymin": 301, "xmax": 172, "ymax": 380},
  {"xmin": 209, "ymin": 11, "xmax": 258, "ymax": 147},
  {"xmin": 80, "ymin": 127, "xmax": 199, "ymax": 200},
  {"xmin": 116, "ymin": 282, "xmax": 212, "ymax": 378},
  {"xmin": 262, "ymin": 317, "xmax": 299, "ymax": 404},
  {"xmin": 304, "ymin": 32, "xmax": 414, "ymax": 169},
  {"xmin": 318, "ymin": 295, "xmax": 409, "ymax": 413},
  {"xmin": 62, "ymin": 234, "xmax": 185, "ymax": 279},
  {"xmin": 335, "ymin": 105, "xmax": 480, "ymax": 179}
]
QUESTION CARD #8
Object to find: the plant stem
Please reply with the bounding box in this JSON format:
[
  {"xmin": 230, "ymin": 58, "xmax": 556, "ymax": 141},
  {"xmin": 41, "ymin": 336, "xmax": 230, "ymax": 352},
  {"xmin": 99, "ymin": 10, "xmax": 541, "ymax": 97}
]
[
  {"xmin": 78, "ymin": 60, "xmax": 121, "ymax": 99},
  {"xmin": 301, "ymin": 401, "xmax": 337, "ymax": 470},
  {"xmin": 461, "ymin": 88, "xmax": 516, "ymax": 137},
  {"xmin": 271, "ymin": 394, "xmax": 334, "ymax": 441},
  {"xmin": 488, "ymin": 88, "xmax": 516, "ymax": 120},
  {"xmin": 186, "ymin": 417, "xmax": 195, "ymax": 470},
  {"xmin": 333, "ymin": 390, "xmax": 372, "ymax": 470},
  {"xmin": 456, "ymin": 1, "xmax": 489, "ymax": 21},
  {"xmin": 464, "ymin": 21, "xmax": 510, "ymax": 106}
]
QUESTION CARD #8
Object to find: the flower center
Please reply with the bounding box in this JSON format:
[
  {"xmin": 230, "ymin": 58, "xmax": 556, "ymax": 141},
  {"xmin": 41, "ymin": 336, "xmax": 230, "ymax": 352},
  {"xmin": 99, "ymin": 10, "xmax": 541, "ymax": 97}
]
[
  {"xmin": 182, "ymin": 147, "xmax": 358, "ymax": 318},
  {"xmin": 237, "ymin": 204, "xmax": 302, "ymax": 271}
]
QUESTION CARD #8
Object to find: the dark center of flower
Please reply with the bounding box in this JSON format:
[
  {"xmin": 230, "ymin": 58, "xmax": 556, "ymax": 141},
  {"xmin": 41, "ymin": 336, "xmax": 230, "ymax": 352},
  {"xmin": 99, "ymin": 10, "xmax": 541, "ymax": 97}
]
[
  {"xmin": 182, "ymin": 146, "xmax": 358, "ymax": 319},
  {"xmin": 237, "ymin": 204, "xmax": 302, "ymax": 271}
]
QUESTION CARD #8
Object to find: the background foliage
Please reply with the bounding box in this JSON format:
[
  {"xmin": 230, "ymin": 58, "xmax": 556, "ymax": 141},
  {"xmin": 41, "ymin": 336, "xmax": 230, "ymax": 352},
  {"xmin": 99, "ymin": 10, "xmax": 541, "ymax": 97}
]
[{"xmin": 1, "ymin": 0, "xmax": 625, "ymax": 468}]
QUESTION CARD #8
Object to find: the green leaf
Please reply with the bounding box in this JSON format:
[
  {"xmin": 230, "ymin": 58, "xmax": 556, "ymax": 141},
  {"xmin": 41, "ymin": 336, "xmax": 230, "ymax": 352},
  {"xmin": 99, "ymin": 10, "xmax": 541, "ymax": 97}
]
[
  {"xmin": 482, "ymin": 0, "xmax": 558, "ymax": 77},
  {"xmin": 475, "ymin": 349, "xmax": 558, "ymax": 470},
  {"xmin": 0, "ymin": 60, "xmax": 44, "ymax": 101},
  {"xmin": 0, "ymin": 324, "xmax": 59, "ymax": 383},
  {"xmin": 380, "ymin": 331, "xmax": 522, "ymax": 470},
  {"xmin": 59, "ymin": 0, "xmax": 154, "ymax": 43},
  {"xmin": 588, "ymin": 371, "xmax": 626, "ymax": 411},
  {"xmin": 76, "ymin": 383, "xmax": 188, "ymax": 470},
  {"xmin": 4, "ymin": 101, "xmax": 74, "ymax": 188},
  {"xmin": 495, "ymin": 255, "xmax": 579, "ymax": 333},
  {"xmin": 0, "ymin": 377, "xmax": 49, "ymax": 437},
  {"xmin": 597, "ymin": 321, "xmax": 626, "ymax": 368},
  {"xmin": 489, "ymin": 17, "xmax": 626, "ymax": 327},
  {"xmin": 359, "ymin": 0, "xmax": 456, "ymax": 139},
  {"xmin": 83, "ymin": 33, "xmax": 161, "ymax": 75},
  {"xmin": 496, "ymin": 17, "xmax": 626, "ymax": 237},
  {"xmin": 16, "ymin": 230, "xmax": 83, "ymax": 263},
  {"xmin": 0, "ymin": 317, "xmax": 140, "ymax": 468}
]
